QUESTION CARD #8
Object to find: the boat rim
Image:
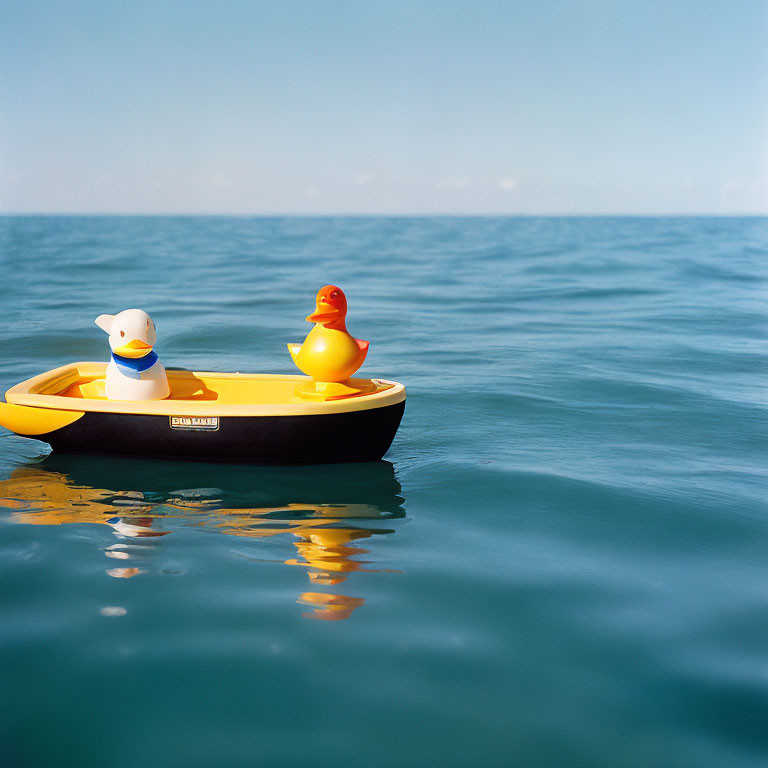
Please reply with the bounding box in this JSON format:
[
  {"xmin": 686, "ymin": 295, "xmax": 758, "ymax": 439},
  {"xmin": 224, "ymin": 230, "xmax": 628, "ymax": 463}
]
[{"xmin": 4, "ymin": 362, "xmax": 406, "ymax": 417}]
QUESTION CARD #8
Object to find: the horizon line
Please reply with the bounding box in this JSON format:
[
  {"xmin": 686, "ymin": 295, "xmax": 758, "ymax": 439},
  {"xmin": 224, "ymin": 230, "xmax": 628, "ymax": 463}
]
[{"xmin": 1, "ymin": 211, "xmax": 767, "ymax": 218}]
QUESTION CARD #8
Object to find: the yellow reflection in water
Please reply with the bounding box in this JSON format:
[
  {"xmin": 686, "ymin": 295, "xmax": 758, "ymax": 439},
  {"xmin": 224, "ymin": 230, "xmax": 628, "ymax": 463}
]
[
  {"xmin": 0, "ymin": 466, "xmax": 155, "ymax": 524},
  {"xmin": 298, "ymin": 593, "xmax": 366, "ymax": 621},
  {"xmin": 0, "ymin": 461, "xmax": 402, "ymax": 621},
  {"xmin": 212, "ymin": 507, "xmax": 400, "ymax": 621}
]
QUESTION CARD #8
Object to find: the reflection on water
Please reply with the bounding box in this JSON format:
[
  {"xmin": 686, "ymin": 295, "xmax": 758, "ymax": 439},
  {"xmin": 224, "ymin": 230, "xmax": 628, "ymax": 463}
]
[
  {"xmin": 0, "ymin": 455, "xmax": 405, "ymax": 620},
  {"xmin": 298, "ymin": 593, "xmax": 366, "ymax": 621}
]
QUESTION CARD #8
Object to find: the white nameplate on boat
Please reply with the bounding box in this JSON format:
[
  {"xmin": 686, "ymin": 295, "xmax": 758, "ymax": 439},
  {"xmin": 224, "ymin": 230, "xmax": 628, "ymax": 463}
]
[{"xmin": 169, "ymin": 416, "xmax": 219, "ymax": 431}]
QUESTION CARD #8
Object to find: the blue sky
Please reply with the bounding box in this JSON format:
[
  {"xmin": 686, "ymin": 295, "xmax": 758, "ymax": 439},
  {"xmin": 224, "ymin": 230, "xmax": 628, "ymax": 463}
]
[{"xmin": 1, "ymin": 0, "xmax": 766, "ymax": 214}]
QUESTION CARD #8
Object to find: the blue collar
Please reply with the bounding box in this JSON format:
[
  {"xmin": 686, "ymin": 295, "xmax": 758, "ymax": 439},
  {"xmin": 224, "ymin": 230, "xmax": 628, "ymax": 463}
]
[{"xmin": 112, "ymin": 350, "xmax": 158, "ymax": 373}]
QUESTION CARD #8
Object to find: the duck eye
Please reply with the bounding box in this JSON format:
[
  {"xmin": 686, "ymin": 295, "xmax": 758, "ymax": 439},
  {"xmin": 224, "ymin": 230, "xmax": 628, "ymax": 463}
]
[
  {"xmin": 120, "ymin": 330, "xmax": 125, "ymax": 338},
  {"xmin": 331, "ymin": 291, "xmax": 339, "ymax": 299}
]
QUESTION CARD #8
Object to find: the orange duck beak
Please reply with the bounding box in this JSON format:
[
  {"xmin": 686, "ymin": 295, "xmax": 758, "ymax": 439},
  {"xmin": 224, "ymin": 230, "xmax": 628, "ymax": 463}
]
[
  {"xmin": 113, "ymin": 339, "xmax": 153, "ymax": 358},
  {"xmin": 306, "ymin": 304, "xmax": 340, "ymax": 323},
  {"xmin": 306, "ymin": 285, "xmax": 348, "ymax": 325}
]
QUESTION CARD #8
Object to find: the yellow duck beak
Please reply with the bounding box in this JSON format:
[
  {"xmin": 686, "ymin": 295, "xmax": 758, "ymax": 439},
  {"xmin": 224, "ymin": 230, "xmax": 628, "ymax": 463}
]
[{"xmin": 113, "ymin": 339, "xmax": 153, "ymax": 358}]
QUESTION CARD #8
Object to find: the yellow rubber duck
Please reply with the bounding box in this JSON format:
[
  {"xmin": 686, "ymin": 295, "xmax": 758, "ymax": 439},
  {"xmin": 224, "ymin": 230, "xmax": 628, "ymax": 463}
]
[{"xmin": 288, "ymin": 285, "xmax": 369, "ymax": 384}]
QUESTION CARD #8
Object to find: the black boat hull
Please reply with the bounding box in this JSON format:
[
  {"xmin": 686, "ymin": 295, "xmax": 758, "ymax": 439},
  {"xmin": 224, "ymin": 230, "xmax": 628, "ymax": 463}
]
[{"xmin": 29, "ymin": 401, "xmax": 405, "ymax": 464}]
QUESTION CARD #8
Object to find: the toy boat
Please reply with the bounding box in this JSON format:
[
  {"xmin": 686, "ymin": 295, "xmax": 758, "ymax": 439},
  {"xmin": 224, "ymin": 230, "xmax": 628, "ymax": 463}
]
[{"xmin": 0, "ymin": 363, "xmax": 405, "ymax": 464}]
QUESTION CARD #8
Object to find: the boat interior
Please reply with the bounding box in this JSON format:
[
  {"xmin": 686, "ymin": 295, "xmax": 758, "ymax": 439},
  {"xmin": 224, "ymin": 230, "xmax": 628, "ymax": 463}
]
[{"xmin": 15, "ymin": 363, "xmax": 395, "ymax": 405}]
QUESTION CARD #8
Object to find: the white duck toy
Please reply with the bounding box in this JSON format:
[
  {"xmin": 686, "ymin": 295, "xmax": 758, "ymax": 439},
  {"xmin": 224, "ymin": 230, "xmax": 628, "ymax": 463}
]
[{"xmin": 95, "ymin": 309, "xmax": 170, "ymax": 401}]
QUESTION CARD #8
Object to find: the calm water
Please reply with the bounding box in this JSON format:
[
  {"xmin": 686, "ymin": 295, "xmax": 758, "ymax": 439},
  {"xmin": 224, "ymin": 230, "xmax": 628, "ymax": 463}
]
[{"xmin": 0, "ymin": 216, "xmax": 766, "ymax": 768}]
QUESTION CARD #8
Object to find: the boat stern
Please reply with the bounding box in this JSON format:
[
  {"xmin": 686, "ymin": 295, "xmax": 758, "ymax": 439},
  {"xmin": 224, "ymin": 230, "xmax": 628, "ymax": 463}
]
[{"xmin": 0, "ymin": 401, "xmax": 85, "ymax": 438}]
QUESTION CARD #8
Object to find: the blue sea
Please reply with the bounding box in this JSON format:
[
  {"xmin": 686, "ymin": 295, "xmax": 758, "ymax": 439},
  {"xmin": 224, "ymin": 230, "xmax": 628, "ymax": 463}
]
[{"xmin": 0, "ymin": 216, "xmax": 766, "ymax": 768}]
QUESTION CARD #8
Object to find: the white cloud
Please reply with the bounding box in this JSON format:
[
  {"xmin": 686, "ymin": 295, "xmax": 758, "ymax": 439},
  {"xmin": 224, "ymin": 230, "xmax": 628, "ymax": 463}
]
[{"xmin": 498, "ymin": 177, "xmax": 518, "ymax": 191}]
